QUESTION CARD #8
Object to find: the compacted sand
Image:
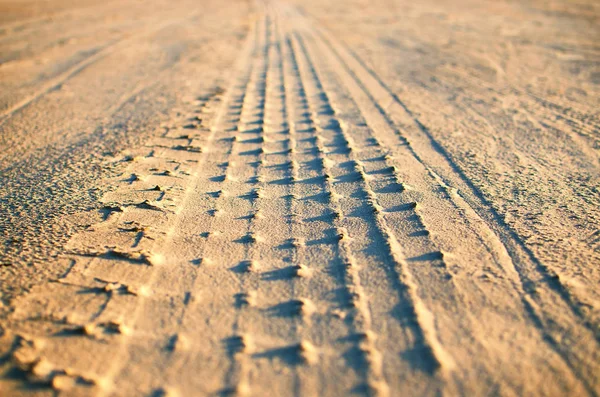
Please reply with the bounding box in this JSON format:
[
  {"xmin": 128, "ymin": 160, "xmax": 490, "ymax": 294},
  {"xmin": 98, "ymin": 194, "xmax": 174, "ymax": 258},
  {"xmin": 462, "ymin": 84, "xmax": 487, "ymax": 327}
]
[{"xmin": 0, "ymin": 0, "xmax": 598, "ymax": 395}]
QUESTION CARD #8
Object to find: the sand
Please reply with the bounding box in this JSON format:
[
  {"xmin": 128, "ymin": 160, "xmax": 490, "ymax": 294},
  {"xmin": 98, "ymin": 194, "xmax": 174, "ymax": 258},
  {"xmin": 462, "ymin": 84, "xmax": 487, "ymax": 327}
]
[{"xmin": 0, "ymin": 0, "xmax": 598, "ymax": 395}]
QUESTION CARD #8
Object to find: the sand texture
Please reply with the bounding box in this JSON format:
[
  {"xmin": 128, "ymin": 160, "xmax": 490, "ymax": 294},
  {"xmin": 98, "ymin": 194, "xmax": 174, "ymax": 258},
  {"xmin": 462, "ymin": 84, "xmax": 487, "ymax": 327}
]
[{"xmin": 0, "ymin": 0, "xmax": 599, "ymax": 396}]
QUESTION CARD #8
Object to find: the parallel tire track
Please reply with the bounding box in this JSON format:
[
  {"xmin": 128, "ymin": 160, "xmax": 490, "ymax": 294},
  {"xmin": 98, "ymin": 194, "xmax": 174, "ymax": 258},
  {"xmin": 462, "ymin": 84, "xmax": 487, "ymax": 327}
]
[
  {"xmin": 308, "ymin": 13, "xmax": 600, "ymax": 340},
  {"xmin": 4, "ymin": 2, "xmax": 599, "ymax": 396},
  {"xmin": 283, "ymin": 5, "xmax": 599, "ymax": 393}
]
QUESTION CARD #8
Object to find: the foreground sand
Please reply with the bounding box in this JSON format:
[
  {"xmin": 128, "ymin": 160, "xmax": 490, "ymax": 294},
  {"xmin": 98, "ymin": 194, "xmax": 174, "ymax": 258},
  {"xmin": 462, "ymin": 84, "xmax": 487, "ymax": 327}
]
[{"xmin": 0, "ymin": 0, "xmax": 598, "ymax": 395}]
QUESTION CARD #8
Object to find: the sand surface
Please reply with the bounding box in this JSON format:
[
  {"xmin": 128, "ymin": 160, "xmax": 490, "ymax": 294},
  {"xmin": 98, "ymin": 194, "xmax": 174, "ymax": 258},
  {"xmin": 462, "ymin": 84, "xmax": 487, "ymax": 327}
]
[{"xmin": 0, "ymin": 0, "xmax": 598, "ymax": 395}]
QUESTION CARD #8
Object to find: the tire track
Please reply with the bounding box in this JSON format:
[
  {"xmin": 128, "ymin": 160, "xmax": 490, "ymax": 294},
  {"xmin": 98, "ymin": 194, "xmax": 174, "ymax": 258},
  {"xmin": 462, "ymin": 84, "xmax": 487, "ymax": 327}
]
[
  {"xmin": 143, "ymin": 15, "xmax": 267, "ymax": 397},
  {"xmin": 282, "ymin": 5, "xmax": 599, "ymax": 393},
  {"xmin": 82, "ymin": 18, "xmax": 261, "ymax": 396},
  {"xmin": 278, "ymin": 16, "xmax": 388, "ymax": 395},
  {"xmin": 219, "ymin": 11, "xmax": 274, "ymax": 395},
  {"xmin": 296, "ymin": 29, "xmax": 600, "ymax": 395},
  {"xmin": 309, "ymin": 16, "xmax": 600, "ymax": 342},
  {"xmin": 288, "ymin": 25, "xmax": 455, "ymax": 377},
  {"xmin": 7, "ymin": 85, "xmax": 225, "ymax": 393}
]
